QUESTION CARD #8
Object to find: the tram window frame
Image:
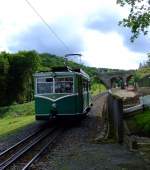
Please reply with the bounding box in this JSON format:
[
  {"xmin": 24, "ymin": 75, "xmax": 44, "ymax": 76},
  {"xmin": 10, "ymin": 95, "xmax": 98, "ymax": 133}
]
[
  {"xmin": 55, "ymin": 77, "xmax": 73, "ymax": 93},
  {"xmin": 36, "ymin": 77, "xmax": 53, "ymax": 94},
  {"xmin": 83, "ymin": 80, "xmax": 88, "ymax": 92}
]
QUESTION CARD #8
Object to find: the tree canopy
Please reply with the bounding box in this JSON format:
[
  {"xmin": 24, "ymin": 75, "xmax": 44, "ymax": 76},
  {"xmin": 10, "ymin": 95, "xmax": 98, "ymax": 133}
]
[
  {"xmin": 0, "ymin": 51, "xmax": 40, "ymax": 106},
  {"xmin": 0, "ymin": 51, "xmax": 99, "ymax": 106},
  {"xmin": 117, "ymin": 0, "xmax": 150, "ymax": 41}
]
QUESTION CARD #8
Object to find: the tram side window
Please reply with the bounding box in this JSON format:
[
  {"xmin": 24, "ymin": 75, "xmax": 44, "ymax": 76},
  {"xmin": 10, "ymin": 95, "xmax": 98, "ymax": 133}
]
[
  {"xmin": 55, "ymin": 77, "xmax": 73, "ymax": 93},
  {"xmin": 86, "ymin": 82, "xmax": 88, "ymax": 91},
  {"xmin": 83, "ymin": 80, "xmax": 88, "ymax": 92},
  {"xmin": 37, "ymin": 77, "xmax": 53, "ymax": 94}
]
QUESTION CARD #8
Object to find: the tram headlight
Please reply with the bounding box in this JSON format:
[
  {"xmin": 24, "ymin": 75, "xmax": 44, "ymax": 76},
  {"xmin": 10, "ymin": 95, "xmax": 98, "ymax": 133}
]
[{"xmin": 52, "ymin": 103, "xmax": 56, "ymax": 108}]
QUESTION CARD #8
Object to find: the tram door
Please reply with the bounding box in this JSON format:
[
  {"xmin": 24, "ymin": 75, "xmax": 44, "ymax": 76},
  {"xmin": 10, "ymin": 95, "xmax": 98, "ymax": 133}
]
[{"xmin": 78, "ymin": 76, "xmax": 83, "ymax": 113}]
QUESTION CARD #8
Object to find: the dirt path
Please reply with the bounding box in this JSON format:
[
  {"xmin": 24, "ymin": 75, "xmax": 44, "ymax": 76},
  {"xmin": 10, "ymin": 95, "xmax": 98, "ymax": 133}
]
[{"xmin": 32, "ymin": 93, "xmax": 149, "ymax": 170}]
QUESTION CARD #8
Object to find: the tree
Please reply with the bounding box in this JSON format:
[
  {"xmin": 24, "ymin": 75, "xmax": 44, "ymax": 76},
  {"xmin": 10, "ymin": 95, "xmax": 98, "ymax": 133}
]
[
  {"xmin": 7, "ymin": 51, "xmax": 40, "ymax": 104},
  {"xmin": 117, "ymin": 0, "xmax": 150, "ymax": 41},
  {"xmin": 0, "ymin": 52, "xmax": 9, "ymax": 106}
]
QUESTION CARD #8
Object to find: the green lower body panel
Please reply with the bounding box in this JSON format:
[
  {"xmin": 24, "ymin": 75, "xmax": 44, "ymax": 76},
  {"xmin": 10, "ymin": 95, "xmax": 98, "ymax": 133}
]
[
  {"xmin": 35, "ymin": 93, "xmax": 91, "ymax": 120},
  {"xmin": 35, "ymin": 94, "xmax": 77, "ymax": 118}
]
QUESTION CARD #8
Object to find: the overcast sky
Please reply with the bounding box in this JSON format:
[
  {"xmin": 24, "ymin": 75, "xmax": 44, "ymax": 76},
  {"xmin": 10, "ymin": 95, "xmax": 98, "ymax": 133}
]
[{"xmin": 0, "ymin": 0, "xmax": 149, "ymax": 69}]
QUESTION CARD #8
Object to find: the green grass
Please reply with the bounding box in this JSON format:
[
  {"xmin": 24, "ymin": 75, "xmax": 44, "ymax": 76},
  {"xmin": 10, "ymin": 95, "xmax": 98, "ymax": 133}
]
[
  {"xmin": 0, "ymin": 101, "xmax": 35, "ymax": 118},
  {"xmin": 0, "ymin": 101, "xmax": 35, "ymax": 138},
  {"xmin": 91, "ymin": 83, "xmax": 107, "ymax": 96},
  {"xmin": 0, "ymin": 115, "xmax": 35, "ymax": 137},
  {"xmin": 127, "ymin": 109, "xmax": 150, "ymax": 136}
]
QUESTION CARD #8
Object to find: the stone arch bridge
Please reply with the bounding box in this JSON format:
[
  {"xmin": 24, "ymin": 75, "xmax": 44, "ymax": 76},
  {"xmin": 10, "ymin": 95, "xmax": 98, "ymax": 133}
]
[{"xmin": 98, "ymin": 70, "xmax": 135, "ymax": 89}]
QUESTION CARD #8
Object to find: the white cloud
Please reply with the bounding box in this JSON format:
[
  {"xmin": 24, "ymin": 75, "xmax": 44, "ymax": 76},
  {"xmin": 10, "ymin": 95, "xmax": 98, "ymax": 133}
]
[{"xmin": 82, "ymin": 30, "xmax": 148, "ymax": 69}]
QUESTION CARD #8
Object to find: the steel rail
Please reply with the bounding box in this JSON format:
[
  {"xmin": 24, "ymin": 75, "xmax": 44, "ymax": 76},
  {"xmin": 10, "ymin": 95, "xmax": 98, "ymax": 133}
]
[
  {"xmin": 0, "ymin": 127, "xmax": 57, "ymax": 170},
  {"xmin": 0, "ymin": 126, "xmax": 45, "ymax": 158},
  {"xmin": 22, "ymin": 128, "xmax": 64, "ymax": 170}
]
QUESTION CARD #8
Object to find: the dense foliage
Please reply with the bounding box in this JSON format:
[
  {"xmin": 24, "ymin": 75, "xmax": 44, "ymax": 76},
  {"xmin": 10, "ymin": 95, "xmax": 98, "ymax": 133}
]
[
  {"xmin": 117, "ymin": 0, "xmax": 150, "ymax": 41},
  {"xmin": 127, "ymin": 108, "xmax": 150, "ymax": 137},
  {"xmin": 0, "ymin": 51, "xmax": 101, "ymax": 106},
  {"xmin": 135, "ymin": 54, "xmax": 150, "ymax": 81},
  {"xmin": 0, "ymin": 52, "xmax": 9, "ymax": 106},
  {"xmin": 0, "ymin": 51, "xmax": 40, "ymax": 106},
  {"xmin": 38, "ymin": 53, "xmax": 98, "ymax": 77}
]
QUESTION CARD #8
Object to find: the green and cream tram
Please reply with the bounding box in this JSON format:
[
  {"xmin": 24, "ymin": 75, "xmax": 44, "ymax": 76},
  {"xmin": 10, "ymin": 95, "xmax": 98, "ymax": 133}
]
[{"xmin": 34, "ymin": 66, "xmax": 92, "ymax": 120}]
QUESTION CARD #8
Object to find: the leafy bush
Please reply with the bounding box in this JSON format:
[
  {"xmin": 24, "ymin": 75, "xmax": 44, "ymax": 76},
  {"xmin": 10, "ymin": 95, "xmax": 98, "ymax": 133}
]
[{"xmin": 128, "ymin": 109, "xmax": 150, "ymax": 137}]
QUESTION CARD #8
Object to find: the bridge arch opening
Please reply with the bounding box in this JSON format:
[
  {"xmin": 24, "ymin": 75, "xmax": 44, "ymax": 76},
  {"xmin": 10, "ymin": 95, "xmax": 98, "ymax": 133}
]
[
  {"xmin": 111, "ymin": 77, "xmax": 118, "ymax": 88},
  {"xmin": 110, "ymin": 77, "xmax": 124, "ymax": 89},
  {"xmin": 126, "ymin": 75, "xmax": 135, "ymax": 87}
]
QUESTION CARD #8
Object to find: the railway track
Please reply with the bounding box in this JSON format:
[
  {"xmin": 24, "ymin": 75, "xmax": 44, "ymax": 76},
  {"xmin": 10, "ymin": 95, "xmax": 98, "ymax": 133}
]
[
  {"xmin": 92, "ymin": 91, "xmax": 108, "ymax": 103},
  {"xmin": 0, "ymin": 126, "xmax": 63, "ymax": 170}
]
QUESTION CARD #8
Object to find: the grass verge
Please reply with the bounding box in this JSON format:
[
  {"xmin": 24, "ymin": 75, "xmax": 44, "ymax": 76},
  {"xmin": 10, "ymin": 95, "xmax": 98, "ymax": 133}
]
[
  {"xmin": 0, "ymin": 102, "xmax": 35, "ymax": 138},
  {"xmin": 127, "ymin": 109, "xmax": 150, "ymax": 137},
  {"xmin": 0, "ymin": 115, "xmax": 35, "ymax": 138}
]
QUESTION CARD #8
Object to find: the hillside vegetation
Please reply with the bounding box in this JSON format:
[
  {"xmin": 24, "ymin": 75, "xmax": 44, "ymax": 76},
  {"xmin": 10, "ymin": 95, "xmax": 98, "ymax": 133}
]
[
  {"xmin": 135, "ymin": 67, "xmax": 150, "ymax": 79},
  {"xmin": 135, "ymin": 54, "xmax": 150, "ymax": 80},
  {"xmin": 0, "ymin": 51, "xmax": 101, "ymax": 106}
]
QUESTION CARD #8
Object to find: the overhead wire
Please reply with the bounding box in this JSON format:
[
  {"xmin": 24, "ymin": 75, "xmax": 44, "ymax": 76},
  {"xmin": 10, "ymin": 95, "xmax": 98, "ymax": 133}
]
[{"xmin": 24, "ymin": 0, "xmax": 71, "ymax": 53}]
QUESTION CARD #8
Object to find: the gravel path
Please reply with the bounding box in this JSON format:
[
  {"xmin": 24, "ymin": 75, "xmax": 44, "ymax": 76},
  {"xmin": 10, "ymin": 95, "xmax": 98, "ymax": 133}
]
[{"xmin": 32, "ymin": 93, "xmax": 149, "ymax": 170}]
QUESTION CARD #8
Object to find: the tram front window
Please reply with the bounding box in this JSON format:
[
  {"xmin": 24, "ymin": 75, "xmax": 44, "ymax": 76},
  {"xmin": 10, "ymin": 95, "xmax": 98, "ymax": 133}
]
[
  {"xmin": 55, "ymin": 77, "xmax": 73, "ymax": 93},
  {"xmin": 37, "ymin": 77, "xmax": 53, "ymax": 94}
]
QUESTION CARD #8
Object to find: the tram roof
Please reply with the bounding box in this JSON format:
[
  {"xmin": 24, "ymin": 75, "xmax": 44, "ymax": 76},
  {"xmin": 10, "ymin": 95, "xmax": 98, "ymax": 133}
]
[{"xmin": 34, "ymin": 66, "xmax": 90, "ymax": 80}]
